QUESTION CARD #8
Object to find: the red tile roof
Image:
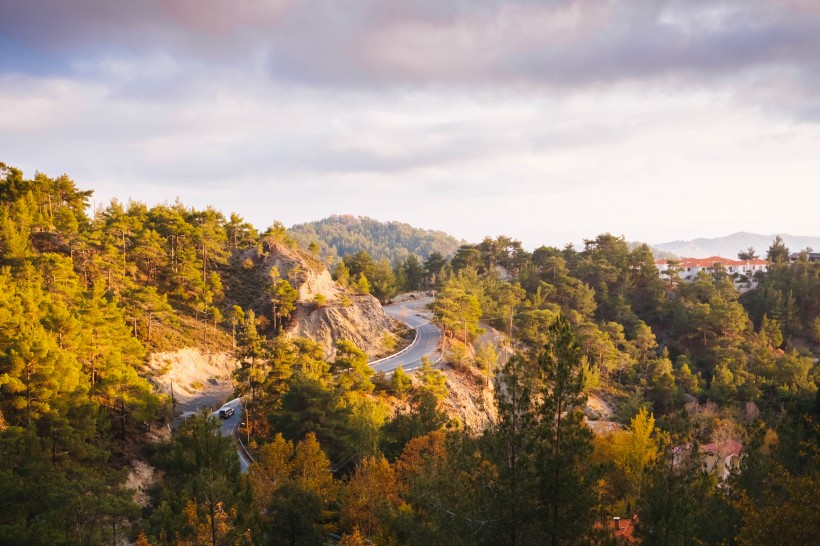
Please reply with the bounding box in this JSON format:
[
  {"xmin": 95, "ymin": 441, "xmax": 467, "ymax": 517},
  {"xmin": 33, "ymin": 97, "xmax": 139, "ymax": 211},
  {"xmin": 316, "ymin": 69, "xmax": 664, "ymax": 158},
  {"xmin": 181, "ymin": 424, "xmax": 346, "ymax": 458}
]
[
  {"xmin": 656, "ymin": 257, "xmax": 767, "ymax": 268},
  {"xmin": 609, "ymin": 515, "xmax": 639, "ymax": 544},
  {"xmin": 701, "ymin": 439, "xmax": 743, "ymax": 459}
]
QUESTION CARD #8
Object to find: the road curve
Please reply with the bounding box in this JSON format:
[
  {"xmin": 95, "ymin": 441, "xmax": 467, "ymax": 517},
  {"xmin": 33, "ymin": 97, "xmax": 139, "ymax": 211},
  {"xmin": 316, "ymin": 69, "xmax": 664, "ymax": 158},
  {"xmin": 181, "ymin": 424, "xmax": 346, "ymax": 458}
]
[
  {"xmin": 215, "ymin": 297, "xmax": 443, "ymax": 472},
  {"xmin": 213, "ymin": 398, "xmax": 252, "ymax": 473},
  {"xmin": 371, "ymin": 299, "xmax": 442, "ymax": 374}
]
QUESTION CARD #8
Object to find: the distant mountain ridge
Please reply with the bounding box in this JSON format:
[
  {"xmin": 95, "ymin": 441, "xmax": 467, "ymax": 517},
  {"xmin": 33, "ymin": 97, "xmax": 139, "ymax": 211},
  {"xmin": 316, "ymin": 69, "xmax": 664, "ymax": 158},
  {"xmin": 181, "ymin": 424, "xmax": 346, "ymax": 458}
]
[
  {"xmin": 654, "ymin": 232, "xmax": 820, "ymax": 258},
  {"xmin": 289, "ymin": 215, "xmax": 464, "ymax": 265}
]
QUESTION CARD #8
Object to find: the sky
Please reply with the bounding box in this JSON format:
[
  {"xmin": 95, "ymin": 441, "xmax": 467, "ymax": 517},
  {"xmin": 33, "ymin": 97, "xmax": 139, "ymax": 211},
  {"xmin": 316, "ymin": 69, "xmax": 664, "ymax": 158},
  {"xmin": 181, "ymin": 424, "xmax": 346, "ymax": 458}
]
[{"xmin": 1, "ymin": 0, "xmax": 819, "ymax": 249}]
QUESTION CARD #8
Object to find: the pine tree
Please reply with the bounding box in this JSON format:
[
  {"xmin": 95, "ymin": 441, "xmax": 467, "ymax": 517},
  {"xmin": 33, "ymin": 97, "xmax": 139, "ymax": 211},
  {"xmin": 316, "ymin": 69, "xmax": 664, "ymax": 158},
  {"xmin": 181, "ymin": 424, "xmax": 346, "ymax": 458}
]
[
  {"xmin": 334, "ymin": 340, "xmax": 374, "ymax": 392},
  {"xmin": 417, "ymin": 356, "xmax": 448, "ymax": 402},
  {"xmin": 389, "ymin": 366, "xmax": 412, "ymax": 397},
  {"xmin": 332, "ymin": 260, "xmax": 351, "ymax": 287},
  {"xmin": 484, "ymin": 353, "xmax": 538, "ymax": 545},
  {"xmin": 534, "ymin": 316, "xmax": 598, "ymax": 545},
  {"xmin": 236, "ymin": 310, "xmax": 265, "ymax": 401},
  {"xmin": 270, "ymin": 277, "xmax": 298, "ymax": 331}
]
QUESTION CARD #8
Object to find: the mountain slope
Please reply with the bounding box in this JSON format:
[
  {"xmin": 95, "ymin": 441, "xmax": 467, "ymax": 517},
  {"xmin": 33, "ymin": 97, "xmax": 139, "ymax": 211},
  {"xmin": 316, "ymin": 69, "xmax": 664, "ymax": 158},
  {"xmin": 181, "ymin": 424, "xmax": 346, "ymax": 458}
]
[
  {"xmin": 654, "ymin": 232, "xmax": 820, "ymax": 258},
  {"xmin": 227, "ymin": 239, "xmax": 397, "ymax": 359},
  {"xmin": 289, "ymin": 215, "xmax": 463, "ymax": 265}
]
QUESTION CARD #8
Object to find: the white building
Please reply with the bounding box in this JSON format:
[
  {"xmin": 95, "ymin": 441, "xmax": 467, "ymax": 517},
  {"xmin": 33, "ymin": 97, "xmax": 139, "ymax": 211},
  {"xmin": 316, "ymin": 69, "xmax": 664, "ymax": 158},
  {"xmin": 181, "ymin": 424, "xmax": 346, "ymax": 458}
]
[{"xmin": 655, "ymin": 256, "xmax": 768, "ymax": 292}]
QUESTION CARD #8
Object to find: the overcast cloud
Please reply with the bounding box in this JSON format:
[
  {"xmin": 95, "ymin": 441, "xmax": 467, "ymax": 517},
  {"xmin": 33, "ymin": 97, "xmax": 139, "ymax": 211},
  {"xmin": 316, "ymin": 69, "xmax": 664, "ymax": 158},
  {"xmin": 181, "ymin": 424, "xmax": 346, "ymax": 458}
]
[{"xmin": 1, "ymin": 0, "xmax": 818, "ymax": 248}]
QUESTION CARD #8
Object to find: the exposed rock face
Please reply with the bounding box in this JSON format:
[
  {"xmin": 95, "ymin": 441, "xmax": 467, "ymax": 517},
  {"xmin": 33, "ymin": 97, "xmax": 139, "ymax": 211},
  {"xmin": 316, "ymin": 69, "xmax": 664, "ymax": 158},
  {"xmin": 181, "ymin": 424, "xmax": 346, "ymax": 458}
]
[
  {"xmin": 262, "ymin": 241, "xmax": 341, "ymax": 303},
  {"xmin": 126, "ymin": 460, "xmax": 157, "ymax": 508},
  {"xmin": 290, "ymin": 295, "xmax": 394, "ymax": 360},
  {"xmin": 259, "ymin": 240, "xmax": 394, "ymax": 360},
  {"xmin": 146, "ymin": 348, "xmax": 237, "ymax": 410},
  {"xmin": 441, "ymin": 365, "xmax": 498, "ymax": 431}
]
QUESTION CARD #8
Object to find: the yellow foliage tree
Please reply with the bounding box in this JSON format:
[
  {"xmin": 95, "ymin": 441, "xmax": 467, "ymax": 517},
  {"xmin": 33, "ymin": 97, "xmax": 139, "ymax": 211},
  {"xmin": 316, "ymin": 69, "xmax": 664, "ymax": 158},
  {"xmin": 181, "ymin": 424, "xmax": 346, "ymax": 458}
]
[
  {"xmin": 249, "ymin": 433, "xmax": 294, "ymax": 510},
  {"xmin": 133, "ymin": 531, "xmax": 153, "ymax": 546},
  {"xmin": 177, "ymin": 500, "xmax": 234, "ymax": 546},
  {"xmin": 593, "ymin": 407, "xmax": 664, "ymax": 512},
  {"xmin": 292, "ymin": 432, "xmax": 338, "ymax": 505},
  {"xmin": 341, "ymin": 456, "xmax": 405, "ymax": 541},
  {"xmin": 339, "ymin": 526, "xmax": 367, "ymax": 546}
]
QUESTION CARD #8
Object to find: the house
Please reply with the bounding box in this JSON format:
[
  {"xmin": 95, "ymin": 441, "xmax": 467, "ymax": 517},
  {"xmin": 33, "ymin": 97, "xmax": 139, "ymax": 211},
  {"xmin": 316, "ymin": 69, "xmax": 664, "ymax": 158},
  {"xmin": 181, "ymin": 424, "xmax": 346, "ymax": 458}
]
[
  {"xmin": 672, "ymin": 439, "xmax": 743, "ymax": 481},
  {"xmin": 700, "ymin": 439, "xmax": 743, "ymax": 481},
  {"xmin": 595, "ymin": 515, "xmax": 639, "ymax": 544},
  {"xmin": 655, "ymin": 256, "xmax": 768, "ymax": 293},
  {"xmin": 788, "ymin": 251, "xmax": 820, "ymax": 263}
]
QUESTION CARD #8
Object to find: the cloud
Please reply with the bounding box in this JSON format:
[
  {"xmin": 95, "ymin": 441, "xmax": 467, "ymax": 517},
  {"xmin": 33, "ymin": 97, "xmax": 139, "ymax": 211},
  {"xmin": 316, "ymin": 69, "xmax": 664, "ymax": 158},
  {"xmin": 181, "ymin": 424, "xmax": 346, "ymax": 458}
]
[
  {"xmin": 1, "ymin": 0, "xmax": 819, "ymax": 246},
  {"xmin": 2, "ymin": 1, "xmax": 818, "ymax": 86},
  {"xmin": 0, "ymin": 0, "xmax": 296, "ymax": 42},
  {"xmin": 3, "ymin": 66, "xmax": 819, "ymax": 247},
  {"xmin": 2, "ymin": 0, "xmax": 817, "ymax": 122}
]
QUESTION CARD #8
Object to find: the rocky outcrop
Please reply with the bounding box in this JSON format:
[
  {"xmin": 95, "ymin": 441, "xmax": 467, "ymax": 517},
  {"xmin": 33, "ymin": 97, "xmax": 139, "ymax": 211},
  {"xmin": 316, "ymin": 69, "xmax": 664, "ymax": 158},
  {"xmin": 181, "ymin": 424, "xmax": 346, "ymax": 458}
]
[
  {"xmin": 261, "ymin": 241, "xmax": 341, "ymax": 303},
  {"xmin": 146, "ymin": 348, "xmax": 237, "ymax": 410},
  {"xmin": 441, "ymin": 365, "xmax": 498, "ymax": 431},
  {"xmin": 290, "ymin": 295, "xmax": 394, "ymax": 360},
  {"xmin": 258, "ymin": 240, "xmax": 395, "ymax": 360},
  {"xmin": 126, "ymin": 460, "xmax": 157, "ymax": 508}
]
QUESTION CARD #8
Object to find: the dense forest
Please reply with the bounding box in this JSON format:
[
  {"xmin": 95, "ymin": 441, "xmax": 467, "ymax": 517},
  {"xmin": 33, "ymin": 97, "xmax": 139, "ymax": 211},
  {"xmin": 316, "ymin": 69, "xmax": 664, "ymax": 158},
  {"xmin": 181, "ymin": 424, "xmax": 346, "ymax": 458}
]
[
  {"xmin": 289, "ymin": 215, "xmax": 463, "ymax": 267},
  {"xmin": 0, "ymin": 162, "xmax": 817, "ymax": 545}
]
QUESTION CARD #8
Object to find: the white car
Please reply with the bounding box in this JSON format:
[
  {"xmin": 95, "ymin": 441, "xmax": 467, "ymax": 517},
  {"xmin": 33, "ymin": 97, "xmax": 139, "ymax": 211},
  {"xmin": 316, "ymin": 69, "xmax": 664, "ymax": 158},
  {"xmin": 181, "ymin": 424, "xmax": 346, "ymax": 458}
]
[{"xmin": 218, "ymin": 406, "xmax": 234, "ymax": 419}]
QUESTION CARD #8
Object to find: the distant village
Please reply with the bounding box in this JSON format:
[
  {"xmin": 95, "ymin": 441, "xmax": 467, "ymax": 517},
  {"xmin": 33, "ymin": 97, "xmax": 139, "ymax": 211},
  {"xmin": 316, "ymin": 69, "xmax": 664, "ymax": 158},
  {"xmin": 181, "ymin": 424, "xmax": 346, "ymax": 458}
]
[{"xmin": 655, "ymin": 251, "xmax": 819, "ymax": 293}]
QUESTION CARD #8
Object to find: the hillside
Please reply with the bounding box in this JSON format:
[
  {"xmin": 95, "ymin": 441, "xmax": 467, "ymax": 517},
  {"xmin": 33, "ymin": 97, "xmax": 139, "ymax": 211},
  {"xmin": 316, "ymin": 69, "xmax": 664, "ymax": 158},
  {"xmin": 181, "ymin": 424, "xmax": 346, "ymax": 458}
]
[
  {"xmin": 289, "ymin": 214, "xmax": 464, "ymax": 265},
  {"xmin": 0, "ymin": 161, "xmax": 817, "ymax": 546},
  {"xmin": 225, "ymin": 238, "xmax": 398, "ymax": 359},
  {"xmin": 654, "ymin": 231, "xmax": 820, "ymax": 258},
  {"xmin": 627, "ymin": 240, "xmax": 678, "ymax": 260}
]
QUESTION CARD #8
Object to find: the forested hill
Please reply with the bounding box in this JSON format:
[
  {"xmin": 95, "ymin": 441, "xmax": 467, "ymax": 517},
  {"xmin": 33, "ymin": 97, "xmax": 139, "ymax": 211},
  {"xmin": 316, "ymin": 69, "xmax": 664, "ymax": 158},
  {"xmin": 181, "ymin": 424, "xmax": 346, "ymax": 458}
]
[
  {"xmin": 627, "ymin": 240, "xmax": 678, "ymax": 260},
  {"xmin": 289, "ymin": 214, "xmax": 463, "ymax": 265},
  {"xmin": 1, "ymin": 161, "xmax": 818, "ymax": 545}
]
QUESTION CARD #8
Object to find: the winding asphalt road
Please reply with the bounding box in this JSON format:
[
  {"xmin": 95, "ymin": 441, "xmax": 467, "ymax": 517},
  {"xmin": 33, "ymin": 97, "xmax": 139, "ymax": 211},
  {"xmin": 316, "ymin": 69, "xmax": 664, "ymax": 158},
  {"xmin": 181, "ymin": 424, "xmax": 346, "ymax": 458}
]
[
  {"xmin": 210, "ymin": 296, "xmax": 443, "ymax": 473},
  {"xmin": 212, "ymin": 398, "xmax": 252, "ymax": 472},
  {"xmin": 370, "ymin": 298, "xmax": 442, "ymax": 373}
]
